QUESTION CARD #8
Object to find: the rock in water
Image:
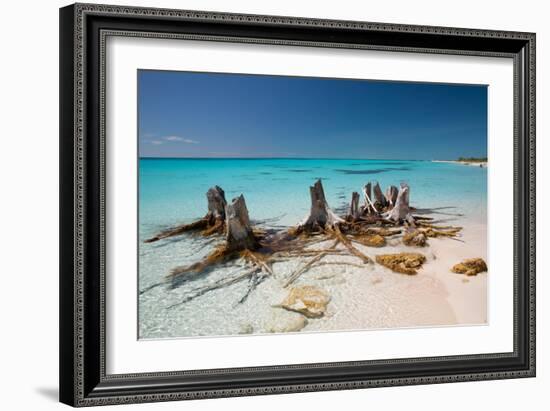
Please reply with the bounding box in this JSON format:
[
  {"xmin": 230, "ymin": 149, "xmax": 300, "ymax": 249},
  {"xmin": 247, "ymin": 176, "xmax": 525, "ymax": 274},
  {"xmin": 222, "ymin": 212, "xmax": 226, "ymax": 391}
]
[
  {"xmin": 403, "ymin": 230, "xmax": 428, "ymax": 247},
  {"xmin": 266, "ymin": 310, "xmax": 308, "ymax": 333},
  {"xmin": 451, "ymin": 258, "xmax": 488, "ymax": 276},
  {"xmin": 375, "ymin": 253, "xmax": 426, "ymax": 275},
  {"xmin": 280, "ymin": 286, "xmax": 331, "ymax": 318}
]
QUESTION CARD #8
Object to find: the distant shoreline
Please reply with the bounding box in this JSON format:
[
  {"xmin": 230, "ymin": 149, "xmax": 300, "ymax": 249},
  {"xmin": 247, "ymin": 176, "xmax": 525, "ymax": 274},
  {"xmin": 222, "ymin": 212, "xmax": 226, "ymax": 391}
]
[{"xmin": 432, "ymin": 160, "xmax": 487, "ymax": 168}]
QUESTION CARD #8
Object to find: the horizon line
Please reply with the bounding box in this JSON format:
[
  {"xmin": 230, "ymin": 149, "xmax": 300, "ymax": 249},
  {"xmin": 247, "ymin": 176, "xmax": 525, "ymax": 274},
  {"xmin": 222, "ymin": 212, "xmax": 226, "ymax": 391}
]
[{"xmin": 138, "ymin": 156, "xmax": 483, "ymax": 161}]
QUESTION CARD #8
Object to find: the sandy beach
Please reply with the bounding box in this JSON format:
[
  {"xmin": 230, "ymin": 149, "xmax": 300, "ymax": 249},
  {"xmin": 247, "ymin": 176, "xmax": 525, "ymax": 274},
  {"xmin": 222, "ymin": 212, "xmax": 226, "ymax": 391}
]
[
  {"xmin": 432, "ymin": 160, "xmax": 487, "ymax": 168},
  {"xmin": 139, "ymin": 217, "xmax": 487, "ymax": 338}
]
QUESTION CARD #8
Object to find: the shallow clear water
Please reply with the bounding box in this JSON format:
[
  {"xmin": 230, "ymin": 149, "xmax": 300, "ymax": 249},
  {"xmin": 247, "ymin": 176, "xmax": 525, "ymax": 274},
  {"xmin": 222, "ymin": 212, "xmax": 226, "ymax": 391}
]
[{"xmin": 138, "ymin": 159, "xmax": 487, "ymax": 338}]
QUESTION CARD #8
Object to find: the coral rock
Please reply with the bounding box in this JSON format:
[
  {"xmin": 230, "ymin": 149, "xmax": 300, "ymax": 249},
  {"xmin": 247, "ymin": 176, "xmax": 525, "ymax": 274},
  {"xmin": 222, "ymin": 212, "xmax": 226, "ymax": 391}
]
[
  {"xmin": 363, "ymin": 234, "xmax": 386, "ymax": 247},
  {"xmin": 266, "ymin": 310, "xmax": 308, "ymax": 333},
  {"xmin": 403, "ymin": 230, "xmax": 428, "ymax": 247},
  {"xmin": 281, "ymin": 285, "xmax": 331, "ymax": 318},
  {"xmin": 375, "ymin": 253, "xmax": 427, "ymax": 275},
  {"xmin": 451, "ymin": 258, "xmax": 488, "ymax": 276}
]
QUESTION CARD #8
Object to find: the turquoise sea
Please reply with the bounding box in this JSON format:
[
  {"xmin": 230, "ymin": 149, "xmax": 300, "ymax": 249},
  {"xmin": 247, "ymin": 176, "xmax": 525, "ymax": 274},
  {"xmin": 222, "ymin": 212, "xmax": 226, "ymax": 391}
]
[{"xmin": 138, "ymin": 158, "xmax": 487, "ymax": 338}]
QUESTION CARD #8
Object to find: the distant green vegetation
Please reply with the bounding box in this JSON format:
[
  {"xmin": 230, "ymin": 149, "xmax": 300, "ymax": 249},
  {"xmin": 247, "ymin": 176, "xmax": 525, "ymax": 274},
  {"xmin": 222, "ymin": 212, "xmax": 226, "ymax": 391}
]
[{"xmin": 457, "ymin": 157, "xmax": 487, "ymax": 163}]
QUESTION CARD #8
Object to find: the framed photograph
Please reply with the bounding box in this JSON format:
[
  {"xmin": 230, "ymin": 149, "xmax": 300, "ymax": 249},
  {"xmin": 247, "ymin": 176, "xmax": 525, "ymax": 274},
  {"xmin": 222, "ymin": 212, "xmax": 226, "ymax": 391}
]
[{"xmin": 59, "ymin": 3, "xmax": 536, "ymax": 407}]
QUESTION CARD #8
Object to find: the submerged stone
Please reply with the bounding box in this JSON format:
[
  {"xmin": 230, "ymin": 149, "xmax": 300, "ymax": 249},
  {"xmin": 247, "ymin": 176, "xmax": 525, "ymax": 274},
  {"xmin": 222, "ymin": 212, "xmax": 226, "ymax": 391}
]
[
  {"xmin": 266, "ymin": 310, "xmax": 308, "ymax": 333},
  {"xmin": 280, "ymin": 285, "xmax": 331, "ymax": 318},
  {"xmin": 451, "ymin": 258, "xmax": 488, "ymax": 276},
  {"xmin": 375, "ymin": 252, "xmax": 427, "ymax": 275}
]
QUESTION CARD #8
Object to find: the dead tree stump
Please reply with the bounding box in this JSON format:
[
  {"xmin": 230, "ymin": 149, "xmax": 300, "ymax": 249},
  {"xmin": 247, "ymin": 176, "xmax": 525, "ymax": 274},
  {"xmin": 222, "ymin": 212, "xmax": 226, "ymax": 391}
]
[
  {"xmin": 347, "ymin": 191, "xmax": 361, "ymax": 221},
  {"xmin": 206, "ymin": 185, "xmax": 227, "ymax": 224},
  {"xmin": 144, "ymin": 185, "xmax": 227, "ymax": 242},
  {"xmin": 299, "ymin": 179, "xmax": 343, "ymax": 232},
  {"xmin": 373, "ymin": 182, "xmax": 387, "ymax": 209},
  {"xmin": 168, "ymin": 194, "xmax": 259, "ymax": 279},
  {"xmin": 362, "ymin": 182, "xmax": 376, "ymax": 214},
  {"xmin": 225, "ymin": 195, "xmax": 259, "ymax": 251},
  {"xmin": 385, "ymin": 183, "xmax": 414, "ymax": 224},
  {"xmin": 385, "ymin": 185, "xmax": 398, "ymax": 207}
]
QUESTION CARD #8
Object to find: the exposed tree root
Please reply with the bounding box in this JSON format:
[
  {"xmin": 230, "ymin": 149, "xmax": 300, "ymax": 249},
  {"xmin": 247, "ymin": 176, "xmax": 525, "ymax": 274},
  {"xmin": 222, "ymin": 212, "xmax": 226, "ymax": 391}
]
[
  {"xmin": 144, "ymin": 218, "xmax": 209, "ymax": 243},
  {"xmin": 420, "ymin": 227, "xmax": 462, "ymax": 238},
  {"xmin": 284, "ymin": 252, "xmax": 328, "ymax": 287},
  {"xmin": 167, "ymin": 266, "xmax": 262, "ymax": 308},
  {"xmin": 328, "ymin": 225, "xmax": 372, "ymax": 263},
  {"xmin": 241, "ymin": 249, "xmax": 274, "ymax": 276},
  {"xmin": 144, "ymin": 179, "xmax": 470, "ymax": 308},
  {"xmin": 168, "ymin": 245, "xmax": 239, "ymax": 281},
  {"xmin": 145, "ymin": 185, "xmax": 227, "ymax": 243}
]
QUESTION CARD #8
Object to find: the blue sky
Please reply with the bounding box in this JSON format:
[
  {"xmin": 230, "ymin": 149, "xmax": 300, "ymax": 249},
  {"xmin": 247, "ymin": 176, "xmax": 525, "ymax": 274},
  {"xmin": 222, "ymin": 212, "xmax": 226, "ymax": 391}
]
[{"xmin": 138, "ymin": 70, "xmax": 487, "ymax": 160}]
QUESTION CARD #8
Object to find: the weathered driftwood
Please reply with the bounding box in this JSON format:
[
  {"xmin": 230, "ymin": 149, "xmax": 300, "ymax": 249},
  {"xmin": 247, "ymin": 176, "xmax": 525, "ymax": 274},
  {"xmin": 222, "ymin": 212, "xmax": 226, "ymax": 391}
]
[
  {"xmin": 225, "ymin": 195, "xmax": 259, "ymax": 251},
  {"xmin": 206, "ymin": 185, "xmax": 227, "ymax": 221},
  {"xmin": 362, "ymin": 183, "xmax": 376, "ymax": 214},
  {"xmin": 385, "ymin": 185, "xmax": 398, "ymax": 207},
  {"xmin": 384, "ymin": 183, "xmax": 414, "ymax": 224},
  {"xmin": 147, "ymin": 178, "xmax": 465, "ymax": 307},
  {"xmin": 284, "ymin": 251, "xmax": 328, "ymax": 288},
  {"xmin": 297, "ymin": 179, "xmax": 344, "ymax": 233},
  {"xmin": 372, "ymin": 182, "xmax": 387, "ymax": 208},
  {"xmin": 347, "ymin": 191, "xmax": 361, "ymax": 221},
  {"xmin": 167, "ymin": 266, "xmax": 262, "ymax": 308},
  {"xmin": 329, "ymin": 225, "xmax": 372, "ymax": 263},
  {"xmin": 168, "ymin": 195, "xmax": 261, "ymax": 280},
  {"xmin": 144, "ymin": 185, "xmax": 227, "ymax": 243}
]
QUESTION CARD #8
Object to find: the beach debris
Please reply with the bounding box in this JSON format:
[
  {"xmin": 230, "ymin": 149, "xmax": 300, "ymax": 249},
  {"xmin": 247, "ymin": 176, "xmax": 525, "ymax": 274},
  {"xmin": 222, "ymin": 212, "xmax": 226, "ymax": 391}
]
[
  {"xmin": 168, "ymin": 195, "xmax": 262, "ymax": 281},
  {"xmin": 144, "ymin": 185, "xmax": 227, "ymax": 242},
  {"xmin": 362, "ymin": 182, "xmax": 377, "ymax": 214},
  {"xmin": 167, "ymin": 265, "xmax": 263, "ymax": 309},
  {"xmin": 403, "ymin": 230, "xmax": 428, "ymax": 247},
  {"xmin": 293, "ymin": 179, "xmax": 344, "ymax": 234},
  {"xmin": 284, "ymin": 251, "xmax": 329, "ymax": 287},
  {"xmin": 280, "ymin": 285, "xmax": 331, "ymax": 318},
  {"xmin": 451, "ymin": 258, "xmax": 487, "ymax": 276},
  {"xmin": 372, "ymin": 182, "xmax": 388, "ymax": 209},
  {"xmin": 266, "ymin": 310, "xmax": 308, "ymax": 333},
  {"xmin": 147, "ymin": 178, "xmax": 467, "ymax": 309},
  {"xmin": 418, "ymin": 225, "xmax": 462, "ymax": 238},
  {"xmin": 384, "ymin": 183, "xmax": 415, "ymax": 225},
  {"xmin": 366, "ymin": 227, "xmax": 402, "ymax": 237},
  {"xmin": 329, "ymin": 224, "xmax": 372, "ymax": 263},
  {"xmin": 375, "ymin": 252, "xmax": 427, "ymax": 275},
  {"xmin": 385, "ymin": 185, "xmax": 399, "ymax": 207},
  {"xmin": 347, "ymin": 191, "xmax": 361, "ymax": 221},
  {"xmin": 351, "ymin": 234, "xmax": 386, "ymax": 247}
]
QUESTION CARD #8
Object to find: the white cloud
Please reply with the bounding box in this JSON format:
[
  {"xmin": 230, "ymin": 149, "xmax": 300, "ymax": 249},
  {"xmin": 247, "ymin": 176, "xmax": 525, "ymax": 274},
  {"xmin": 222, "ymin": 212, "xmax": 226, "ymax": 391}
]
[
  {"xmin": 150, "ymin": 140, "xmax": 163, "ymax": 145},
  {"xmin": 163, "ymin": 135, "xmax": 199, "ymax": 144}
]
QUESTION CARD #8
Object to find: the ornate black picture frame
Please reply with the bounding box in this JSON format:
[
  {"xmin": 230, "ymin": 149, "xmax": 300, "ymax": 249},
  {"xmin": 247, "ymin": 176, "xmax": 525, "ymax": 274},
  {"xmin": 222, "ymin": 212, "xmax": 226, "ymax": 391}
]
[{"xmin": 59, "ymin": 3, "xmax": 535, "ymax": 407}]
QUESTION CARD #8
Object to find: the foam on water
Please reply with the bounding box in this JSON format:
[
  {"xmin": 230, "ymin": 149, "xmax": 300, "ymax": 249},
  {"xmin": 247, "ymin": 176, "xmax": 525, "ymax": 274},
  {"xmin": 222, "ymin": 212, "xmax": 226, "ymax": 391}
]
[{"xmin": 138, "ymin": 159, "xmax": 487, "ymax": 338}]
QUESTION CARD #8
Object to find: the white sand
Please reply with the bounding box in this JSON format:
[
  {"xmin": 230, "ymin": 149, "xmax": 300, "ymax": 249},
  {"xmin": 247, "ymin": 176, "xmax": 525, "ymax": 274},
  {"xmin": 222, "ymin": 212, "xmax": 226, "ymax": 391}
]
[
  {"xmin": 139, "ymin": 217, "xmax": 487, "ymax": 339},
  {"xmin": 432, "ymin": 160, "xmax": 487, "ymax": 168},
  {"xmin": 278, "ymin": 220, "xmax": 487, "ymax": 334}
]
